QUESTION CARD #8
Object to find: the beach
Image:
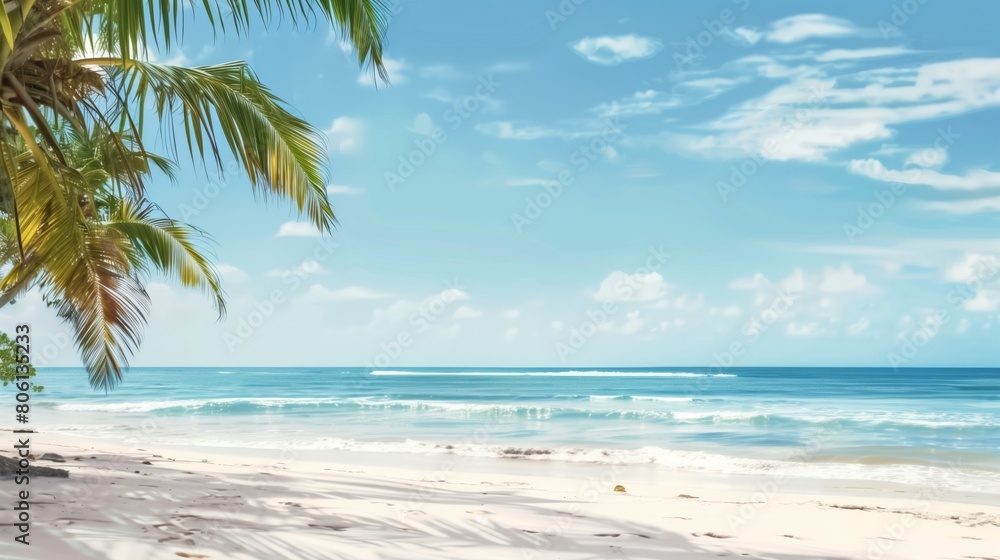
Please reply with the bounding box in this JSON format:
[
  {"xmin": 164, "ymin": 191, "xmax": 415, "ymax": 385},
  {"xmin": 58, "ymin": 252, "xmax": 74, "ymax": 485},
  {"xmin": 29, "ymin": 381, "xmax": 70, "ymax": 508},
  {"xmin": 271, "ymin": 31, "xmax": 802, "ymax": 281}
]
[
  {"xmin": 4, "ymin": 367, "xmax": 999, "ymax": 559},
  {"xmin": 1, "ymin": 431, "xmax": 998, "ymax": 560}
]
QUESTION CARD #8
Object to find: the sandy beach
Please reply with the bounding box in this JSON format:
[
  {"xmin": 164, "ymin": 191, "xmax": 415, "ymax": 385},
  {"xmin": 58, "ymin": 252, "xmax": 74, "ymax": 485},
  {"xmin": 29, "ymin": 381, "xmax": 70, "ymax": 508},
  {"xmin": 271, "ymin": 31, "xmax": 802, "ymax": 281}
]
[{"xmin": 2, "ymin": 431, "xmax": 998, "ymax": 560}]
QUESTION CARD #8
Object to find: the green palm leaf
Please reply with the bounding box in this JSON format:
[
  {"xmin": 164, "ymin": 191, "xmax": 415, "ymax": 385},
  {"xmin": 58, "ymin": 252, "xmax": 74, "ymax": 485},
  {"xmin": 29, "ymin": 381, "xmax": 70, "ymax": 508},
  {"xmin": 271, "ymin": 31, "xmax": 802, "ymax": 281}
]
[
  {"xmin": 64, "ymin": 0, "xmax": 390, "ymax": 80},
  {"xmin": 108, "ymin": 198, "xmax": 226, "ymax": 318},
  {"xmin": 80, "ymin": 59, "xmax": 336, "ymax": 232}
]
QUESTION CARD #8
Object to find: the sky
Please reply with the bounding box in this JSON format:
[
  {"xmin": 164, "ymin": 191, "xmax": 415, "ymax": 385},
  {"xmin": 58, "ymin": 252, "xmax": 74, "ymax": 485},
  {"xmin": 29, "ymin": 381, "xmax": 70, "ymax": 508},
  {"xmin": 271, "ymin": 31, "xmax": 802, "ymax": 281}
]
[{"xmin": 5, "ymin": 0, "xmax": 1000, "ymax": 370}]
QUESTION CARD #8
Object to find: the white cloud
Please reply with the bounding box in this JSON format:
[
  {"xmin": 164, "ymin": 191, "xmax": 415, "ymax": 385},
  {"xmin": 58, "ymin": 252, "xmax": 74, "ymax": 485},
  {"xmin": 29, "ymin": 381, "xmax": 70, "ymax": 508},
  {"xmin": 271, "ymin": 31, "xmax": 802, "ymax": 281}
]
[
  {"xmin": 453, "ymin": 306, "xmax": 483, "ymax": 319},
  {"xmin": 358, "ymin": 57, "xmax": 406, "ymax": 86},
  {"xmin": 849, "ymin": 159, "xmax": 1000, "ymax": 190},
  {"xmin": 720, "ymin": 305, "xmax": 741, "ymax": 317},
  {"xmin": 476, "ymin": 121, "xmax": 607, "ymax": 141},
  {"xmin": 965, "ymin": 289, "xmax": 1000, "ymax": 312},
  {"xmin": 592, "ymin": 271, "xmax": 668, "ymax": 302},
  {"xmin": 592, "ymin": 90, "xmax": 681, "ymax": 118},
  {"xmin": 673, "ymin": 293, "xmax": 705, "ymax": 312},
  {"xmin": 815, "ymin": 47, "xmax": 911, "ymax": 62},
  {"xmin": 921, "ymin": 197, "xmax": 1000, "ymax": 214},
  {"xmin": 371, "ymin": 289, "xmax": 470, "ymax": 326},
  {"xmin": 620, "ymin": 311, "xmax": 645, "ymax": 335},
  {"xmin": 730, "ymin": 26, "xmax": 762, "ymax": 46},
  {"xmin": 325, "ymin": 117, "xmax": 363, "ymax": 153},
  {"xmin": 945, "ymin": 253, "xmax": 1000, "ymax": 283},
  {"xmin": 422, "ymin": 87, "xmax": 454, "ymax": 103},
  {"xmin": 766, "ymin": 14, "xmax": 858, "ymax": 44},
  {"xmin": 787, "ymin": 321, "xmax": 822, "ymax": 337},
  {"xmin": 303, "ymin": 284, "xmax": 390, "ymax": 304},
  {"xmin": 420, "ymin": 64, "xmax": 462, "ymax": 80},
  {"xmin": 846, "ymin": 316, "xmax": 870, "ymax": 337},
  {"xmin": 275, "ymin": 221, "xmax": 322, "ymax": 238},
  {"xmin": 780, "ymin": 268, "xmax": 806, "ymax": 295},
  {"xmin": 904, "ymin": 147, "xmax": 948, "ymax": 169},
  {"xmin": 501, "ymin": 309, "xmax": 522, "ymax": 320},
  {"xmin": 216, "ymin": 264, "xmax": 249, "ymax": 284},
  {"xmin": 267, "ymin": 259, "xmax": 324, "ymax": 279},
  {"xmin": 146, "ymin": 46, "xmax": 188, "ymax": 66},
  {"xmin": 327, "ymin": 184, "xmax": 365, "ymax": 195},
  {"xmin": 819, "ymin": 265, "xmax": 867, "ymax": 293},
  {"xmin": 656, "ymin": 58, "xmax": 1000, "ymax": 162},
  {"xmin": 408, "ymin": 112, "xmax": 439, "ymax": 137},
  {"xmin": 571, "ymin": 34, "xmax": 662, "ymax": 65},
  {"xmin": 678, "ymin": 77, "xmax": 749, "ymax": 96},
  {"xmin": 552, "ymin": 320, "xmax": 564, "ymax": 332},
  {"xmin": 505, "ymin": 327, "xmax": 519, "ymax": 339},
  {"xmin": 729, "ymin": 272, "xmax": 769, "ymax": 290}
]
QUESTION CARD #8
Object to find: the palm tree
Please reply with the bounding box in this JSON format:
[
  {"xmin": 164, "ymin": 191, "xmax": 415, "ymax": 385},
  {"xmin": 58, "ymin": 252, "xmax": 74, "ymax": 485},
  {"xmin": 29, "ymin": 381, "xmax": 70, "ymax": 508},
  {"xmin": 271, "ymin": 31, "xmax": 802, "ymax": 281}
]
[{"xmin": 0, "ymin": 1, "xmax": 389, "ymax": 389}]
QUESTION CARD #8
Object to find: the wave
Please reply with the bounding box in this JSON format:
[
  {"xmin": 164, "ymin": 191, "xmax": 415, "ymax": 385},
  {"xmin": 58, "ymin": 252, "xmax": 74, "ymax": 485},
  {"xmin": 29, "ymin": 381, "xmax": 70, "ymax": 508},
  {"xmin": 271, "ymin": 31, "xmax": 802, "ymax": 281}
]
[
  {"xmin": 49, "ymin": 398, "xmax": 1000, "ymax": 429},
  {"xmin": 172, "ymin": 437, "xmax": 1000, "ymax": 493},
  {"xmin": 53, "ymin": 397, "xmax": 347, "ymax": 413},
  {"xmin": 370, "ymin": 370, "xmax": 734, "ymax": 378},
  {"xmin": 629, "ymin": 396, "xmax": 695, "ymax": 403}
]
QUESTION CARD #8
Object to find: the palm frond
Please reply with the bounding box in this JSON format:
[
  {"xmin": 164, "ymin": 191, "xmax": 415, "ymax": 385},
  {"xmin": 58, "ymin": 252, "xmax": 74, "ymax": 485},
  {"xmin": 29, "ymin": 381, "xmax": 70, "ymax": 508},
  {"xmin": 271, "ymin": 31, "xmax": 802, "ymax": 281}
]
[
  {"xmin": 80, "ymin": 59, "xmax": 336, "ymax": 232},
  {"xmin": 108, "ymin": 197, "xmax": 226, "ymax": 318},
  {"xmin": 63, "ymin": 0, "xmax": 390, "ymax": 80},
  {"xmin": 1, "ymin": 113, "xmax": 149, "ymax": 391},
  {"xmin": 54, "ymin": 229, "xmax": 150, "ymax": 391}
]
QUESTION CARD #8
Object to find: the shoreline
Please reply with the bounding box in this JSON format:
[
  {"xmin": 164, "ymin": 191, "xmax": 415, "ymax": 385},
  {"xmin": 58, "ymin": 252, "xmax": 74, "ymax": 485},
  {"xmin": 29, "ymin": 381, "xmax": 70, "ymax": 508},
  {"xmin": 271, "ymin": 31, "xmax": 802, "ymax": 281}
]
[{"xmin": 2, "ymin": 431, "xmax": 998, "ymax": 559}]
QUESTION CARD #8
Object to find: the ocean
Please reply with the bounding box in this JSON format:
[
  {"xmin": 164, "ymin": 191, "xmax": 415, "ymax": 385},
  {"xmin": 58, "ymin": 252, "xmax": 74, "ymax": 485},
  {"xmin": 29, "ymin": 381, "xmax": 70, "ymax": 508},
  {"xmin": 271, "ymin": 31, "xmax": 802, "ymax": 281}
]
[{"xmin": 27, "ymin": 367, "xmax": 1000, "ymax": 494}]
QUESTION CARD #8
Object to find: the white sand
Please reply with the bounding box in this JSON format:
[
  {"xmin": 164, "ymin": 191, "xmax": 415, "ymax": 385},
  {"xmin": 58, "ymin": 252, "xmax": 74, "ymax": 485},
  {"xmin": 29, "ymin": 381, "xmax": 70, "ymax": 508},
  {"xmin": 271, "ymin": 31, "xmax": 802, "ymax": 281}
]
[{"xmin": 2, "ymin": 431, "xmax": 999, "ymax": 560}]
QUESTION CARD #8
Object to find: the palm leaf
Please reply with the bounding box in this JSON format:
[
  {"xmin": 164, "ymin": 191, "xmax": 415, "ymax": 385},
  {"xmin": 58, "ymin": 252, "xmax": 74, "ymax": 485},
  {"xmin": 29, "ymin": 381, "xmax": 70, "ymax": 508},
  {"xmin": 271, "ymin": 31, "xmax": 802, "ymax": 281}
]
[
  {"xmin": 53, "ymin": 228, "xmax": 150, "ymax": 391},
  {"xmin": 107, "ymin": 197, "xmax": 226, "ymax": 318},
  {"xmin": 80, "ymin": 59, "xmax": 336, "ymax": 232},
  {"xmin": 64, "ymin": 0, "xmax": 389, "ymax": 80}
]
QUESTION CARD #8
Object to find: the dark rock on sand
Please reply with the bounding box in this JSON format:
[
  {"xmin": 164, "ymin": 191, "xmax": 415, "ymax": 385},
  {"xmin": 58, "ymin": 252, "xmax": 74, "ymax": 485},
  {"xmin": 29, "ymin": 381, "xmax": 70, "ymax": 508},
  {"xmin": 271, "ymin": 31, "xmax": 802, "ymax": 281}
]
[
  {"xmin": 0, "ymin": 456, "xmax": 69, "ymax": 477},
  {"xmin": 41, "ymin": 452, "xmax": 66, "ymax": 463}
]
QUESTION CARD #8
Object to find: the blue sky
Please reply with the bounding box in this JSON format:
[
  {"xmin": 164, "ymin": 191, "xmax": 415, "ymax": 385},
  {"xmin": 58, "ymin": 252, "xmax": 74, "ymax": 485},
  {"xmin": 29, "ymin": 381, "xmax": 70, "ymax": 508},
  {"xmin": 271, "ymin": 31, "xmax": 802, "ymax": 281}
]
[{"xmin": 6, "ymin": 0, "xmax": 1000, "ymax": 369}]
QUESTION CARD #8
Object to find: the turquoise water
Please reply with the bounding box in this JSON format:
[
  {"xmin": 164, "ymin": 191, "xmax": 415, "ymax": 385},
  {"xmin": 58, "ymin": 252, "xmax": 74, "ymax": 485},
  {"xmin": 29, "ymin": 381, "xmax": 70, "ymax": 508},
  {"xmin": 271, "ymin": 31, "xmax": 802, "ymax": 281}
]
[{"xmin": 26, "ymin": 367, "xmax": 1000, "ymax": 493}]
